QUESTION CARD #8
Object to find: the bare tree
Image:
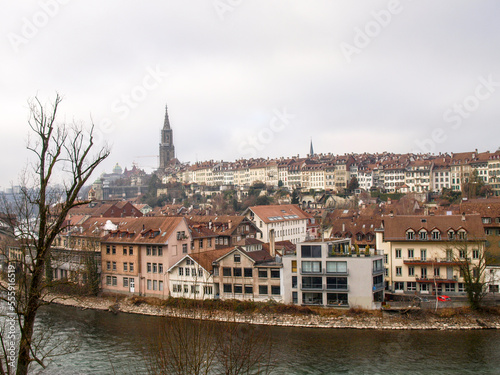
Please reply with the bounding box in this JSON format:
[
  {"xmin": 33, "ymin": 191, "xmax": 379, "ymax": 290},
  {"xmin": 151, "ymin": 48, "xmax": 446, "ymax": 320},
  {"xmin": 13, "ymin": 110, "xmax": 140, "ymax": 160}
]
[
  {"xmin": 147, "ymin": 317, "xmax": 275, "ymax": 375},
  {"xmin": 451, "ymin": 240, "xmax": 489, "ymax": 310},
  {"xmin": 0, "ymin": 94, "xmax": 109, "ymax": 375}
]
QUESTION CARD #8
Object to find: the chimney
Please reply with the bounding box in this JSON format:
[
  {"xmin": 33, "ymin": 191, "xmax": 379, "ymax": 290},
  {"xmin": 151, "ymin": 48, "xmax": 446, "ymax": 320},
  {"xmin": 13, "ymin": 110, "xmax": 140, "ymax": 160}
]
[
  {"xmin": 269, "ymin": 229, "xmax": 276, "ymax": 257},
  {"xmin": 228, "ymin": 219, "xmax": 232, "ymax": 229},
  {"xmin": 208, "ymin": 220, "xmax": 213, "ymax": 230},
  {"xmin": 462, "ymin": 212, "xmax": 466, "ymax": 221},
  {"xmin": 389, "ymin": 210, "xmax": 394, "ymax": 218},
  {"xmin": 342, "ymin": 223, "xmax": 345, "ymax": 232}
]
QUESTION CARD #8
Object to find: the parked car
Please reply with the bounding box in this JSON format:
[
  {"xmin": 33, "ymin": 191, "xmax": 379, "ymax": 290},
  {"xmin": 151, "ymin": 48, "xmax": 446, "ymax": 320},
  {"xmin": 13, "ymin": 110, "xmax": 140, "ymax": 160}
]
[{"xmin": 437, "ymin": 295, "xmax": 451, "ymax": 301}]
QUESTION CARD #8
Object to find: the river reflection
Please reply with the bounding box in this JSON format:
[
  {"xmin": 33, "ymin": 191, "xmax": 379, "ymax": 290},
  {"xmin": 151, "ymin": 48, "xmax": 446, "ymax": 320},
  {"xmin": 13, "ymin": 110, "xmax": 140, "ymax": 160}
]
[{"xmin": 34, "ymin": 304, "xmax": 500, "ymax": 375}]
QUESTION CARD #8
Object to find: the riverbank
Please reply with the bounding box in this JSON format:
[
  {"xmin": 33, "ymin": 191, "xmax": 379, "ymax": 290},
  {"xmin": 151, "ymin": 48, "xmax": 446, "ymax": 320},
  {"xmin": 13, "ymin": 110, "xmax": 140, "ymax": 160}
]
[{"xmin": 44, "ymin": 293, "xmax": 500, "ymax": 330}]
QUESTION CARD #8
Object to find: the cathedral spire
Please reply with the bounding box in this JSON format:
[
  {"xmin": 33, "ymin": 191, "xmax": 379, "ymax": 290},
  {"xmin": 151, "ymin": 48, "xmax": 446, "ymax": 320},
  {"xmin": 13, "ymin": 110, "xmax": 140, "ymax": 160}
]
[
  {"xmin": 310, "ymin": 138, "xmax": 314, "ymax": 157},
  {"xmin": 163, "ymin": 105, "xmax": 171, "ymax": 129}
]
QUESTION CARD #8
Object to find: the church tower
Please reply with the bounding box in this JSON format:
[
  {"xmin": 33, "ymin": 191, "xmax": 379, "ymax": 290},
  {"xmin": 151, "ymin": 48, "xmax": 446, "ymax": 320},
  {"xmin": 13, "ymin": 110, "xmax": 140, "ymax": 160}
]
[{"xmin": 159, "ymin": 105, "xmax": 175, "ymax": 170}]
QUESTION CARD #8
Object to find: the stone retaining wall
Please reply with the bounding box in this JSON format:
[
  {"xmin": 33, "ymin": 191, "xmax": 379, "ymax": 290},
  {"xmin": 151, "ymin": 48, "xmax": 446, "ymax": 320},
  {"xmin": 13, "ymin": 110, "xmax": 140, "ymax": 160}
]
[{"xmin": 45, "ymin": 294, "xmax": 500, "ymax": 331}]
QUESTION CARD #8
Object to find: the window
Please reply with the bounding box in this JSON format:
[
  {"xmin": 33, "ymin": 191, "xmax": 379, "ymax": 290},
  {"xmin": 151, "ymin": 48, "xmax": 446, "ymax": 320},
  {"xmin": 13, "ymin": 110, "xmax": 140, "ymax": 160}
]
[
  {"xmin": 152, "ymin": 246, "xmax": 157, "ymax": 256},
  {"xmin": 327, "ymin": 293, "xmax": 348, "ymax": 306},
  {"xmin": 270, "ymin": 269, "xmax": 280, "ymax": 278},
  {"xmin": 112, "ymin": 276, "xmax": 117, "ymax": 286},
  {"xmin": 106, "ymin": 276, "xmax": 111, "ymax": 285},
  {"xmin": 473, "ymin": 249, "xmax": 480, "ymax": 259},
  {"xmin": 302, "ymin": 276, "xmax": 322, "ymax": 289},
  {"xmin": 159, "ymin": 281, "xmax": 163, "ymax": 291},
  {"xmin": 123, "ymin": 277, "xmax": 129, "ymax": 287},
  {"xmin": 408, "ymin": 266, "xmax": 415, "ymax": 276},
  {"xmin": 384, "ymin": 254, "xmax": 388, "ymax": 264},
  {"xmin": 408, "ymin": 249, "xmax": 414, "ymax": 259},
  {"xmin": 159, "ymin": 264, "xmax": 163, "ymax": 273},
  {"xmin": 112, "ymin": 246, "xmax": 116, "ymax": 254},
  {"xmin": 190, "ymin": 285, "xmax": 199, "ymax": 294},
  {"xmin": 434, "ymin": 267, "xmax": 440, "ymax": 277},
  {"xmin": 146, "ymin": 246, "xmax": 151, "ymax": 256},
  {"xmin": 223, "ymin": 267, "xmax": 232, "ymax": 277},
  {"xmin": 395, "ymin": 249, "xmax": 402, "ymax": 258},
  {"xmin": 396, "ymin": 267, "xmax": 402, "ymax": 276},
  {"xmin": 420, "ymin": 283, "xmax": 429, "ymax": 292},
  {"xmin": 458, "ymin": 283, "xmax": 465, "ymax": 292},
  {"xmin": 258, "ymin": 269, "xmax": 267, "ymax": 278},
  {"xmin": 291, "ymin": 260, "xmax": 297, "ymax": 273},
  {"xmin": 244, "ymin": 268, "xmax": 253, "ymax": 277},
  {"xmin": 394, "ymin": 281, "xmax": 404, "ymax": 291},
  {"xmin": 106, "ymin": 261, "xmax": 111, "ymax": 271},
  {"xmin": 420, "ymin": 249, "xmax": 427, "ymax": 261},
  {"xmin": 106, "ymin": 245, "xmax": 110, "ymax": 254},
  {"xmin": 204, "ymin": 286, "xmax": 213, "ymax": 295},
  {"xmin": 123, "ymin": 262, "xmax": 128, "ymax": 272},
  {"xmin": 234, "ymin": 285, "xmax": 243, "ymax": 294},
  {"xmin": 184, "ymin": 285, "xmax": 188, "ymax": 293},
  {"xmin": 419, "ymin": 230, "xmax": 428, "ymax": 240},
  {"xmin": 152, "ymin": 263, "xmax": 158, "ymax": 273},
  {"xmin": 244, "ymin": 285, "xmax": 253, "ymax": 294},
  {"xmin": 147, "ymin": 279, "xmax": 152, "ymax": 290},
  {"xmin": 407, "ymin": 282, "xmax": 416, "ymax": 291},
  {"xmin": 147, "ymin": 263, "xmax": 152, "ymax": 273},
  {"xmin": 421, "ymin": 267, "xmax": 427, "ymax": 278},
  {"xmin": 233, "ymin": 268, "xmax": 242, "ymax": 277},
  {"xmin": 123, "ymin": 247, "xmax": 127, "ymax": 255},
  {"xmin": 431, "ymin": 231, "xmax": 441, "ymax": 240},
  {"xmin": 459, "ymin": 250, "xmax": 466, "ymax": 259},
  {"xmin": 326, "ymin": 261, "xmax": 347, "ymax": 273},
  {"xmin": 301, "ymin": 245, "xmax": 322, "ymax": 258},
  {"xmin": 445, "ymin": 283, "xmax": 455, "ymax": 292},
  {"xmin": 457, "ymin": 230, "xmax": 467, "ymax": 240},
  {"xmin": 185, "ymin": 268, "xmax": 190, "ymax": 276},
  {"xmin": 302, "ymin": 261, "xmax": 321, "ymax": 273},
  {"xmin": 326, "ymin": 277, "xmax": 348, "ymax": 290},
  {"xmin": 178, "ymin": 267, "xmax": 184, "ymax": 276},
  {"xmin": 292, "ymin": 275, "xmax": 297, "ymax": 288},
  {"xmin": 448, "ymin": 230, "xmax": 455, "ymax": 240},
  {"xmin": 129, "ymin": 246, "xmax": 133, "ymax": 255},
  {"xmin": 406, "ymin": 230, "xmax": 415, "ymax": 240},
  {"xmin": 129, "ymin": 263, "xmax": 134, "ymax": 272},
  {"xmin": 259, "ymin": 285, "xmax": 268, "ymax": 295},
  {"xmin": 112, "ymin": 261, "xmax": 116, "ymax": 271},
  {"xmin": 158, "ymin": 247, "xmax": 163, "ymax": 256},
  {"xmin": 234, "ymin": 254, "xmax": 241, "ymax": 263},
  {"xmin": 482, "ymin": 217, "xmax": 492, "ymax": 224},
  {"xmin": 198, "ymin": 268, "xmax": 203, "ymax": 277},
  {"xmin": 152, "ymin": 280, "xmax": 158, "ymax": 291},
  {"xmin": 271, "ymin": 285, "xmax": 280, "ymax": 295}
]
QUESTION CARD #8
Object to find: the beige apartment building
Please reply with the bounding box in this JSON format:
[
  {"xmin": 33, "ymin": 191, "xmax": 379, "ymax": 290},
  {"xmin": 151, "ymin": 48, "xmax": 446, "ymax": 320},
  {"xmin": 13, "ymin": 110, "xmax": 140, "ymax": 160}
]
[{"xmin": 376, "ymin": 214, "xmax": 486, "ymax": 295}]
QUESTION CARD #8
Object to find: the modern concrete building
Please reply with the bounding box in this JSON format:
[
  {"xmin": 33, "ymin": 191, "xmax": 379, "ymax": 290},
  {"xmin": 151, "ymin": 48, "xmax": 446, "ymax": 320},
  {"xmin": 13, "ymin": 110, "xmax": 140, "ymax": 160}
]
[{"xmin": 282, "ymin": 239, "xmax": 384, "ymax": 310}]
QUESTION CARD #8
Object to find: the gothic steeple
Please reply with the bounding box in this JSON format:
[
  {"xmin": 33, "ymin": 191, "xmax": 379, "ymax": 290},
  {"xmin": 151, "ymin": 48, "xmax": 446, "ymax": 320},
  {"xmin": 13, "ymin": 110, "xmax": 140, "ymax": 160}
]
[
  {"xmin": 310, "ymin": 138, "xmax": 314, "ymax": 157},
  {"xmin": 163, "ymin": 105, "xmax": 171, "ymax": 129},
  {"xmin": 159, "ymin": 104, "xmax": 175, "ymax": 170}
]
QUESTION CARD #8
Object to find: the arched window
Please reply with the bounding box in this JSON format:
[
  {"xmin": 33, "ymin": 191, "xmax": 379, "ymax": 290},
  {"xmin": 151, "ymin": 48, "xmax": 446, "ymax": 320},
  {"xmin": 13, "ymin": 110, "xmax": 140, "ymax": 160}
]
[{"xmin": 406, "ymin": 229, "xmax": 415, "ymax": 240}]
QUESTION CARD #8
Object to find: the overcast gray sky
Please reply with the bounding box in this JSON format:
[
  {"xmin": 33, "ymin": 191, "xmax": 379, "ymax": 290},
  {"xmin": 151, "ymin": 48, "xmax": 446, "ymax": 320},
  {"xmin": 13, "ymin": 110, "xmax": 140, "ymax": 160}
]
[{"xmin": 1, "ymin": 1, "xmax": 500, "ymax": 188}]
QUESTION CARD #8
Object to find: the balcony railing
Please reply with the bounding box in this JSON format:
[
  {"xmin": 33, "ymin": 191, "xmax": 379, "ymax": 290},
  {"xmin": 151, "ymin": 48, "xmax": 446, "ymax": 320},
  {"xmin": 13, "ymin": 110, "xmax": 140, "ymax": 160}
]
[
  {"xmin": 403, "ymin": 257, "xmax": 469, "ymax": 265},
  {"xmin": 300, "ymin": 268, "xmax": 324, "ymax": 275},
  {"xmin": 325, "ymin": 285, "xmax": 349, "ymax": 292},
  {"xmin": 300, "ymin": 283, "xmax": 324, "ymax": 290}
]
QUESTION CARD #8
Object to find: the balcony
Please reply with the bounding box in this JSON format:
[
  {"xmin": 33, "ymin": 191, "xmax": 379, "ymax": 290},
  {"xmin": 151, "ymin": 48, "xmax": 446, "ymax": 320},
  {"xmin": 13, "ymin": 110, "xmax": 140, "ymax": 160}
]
[
  {"xmin": 415, "ymin": 276, "xmax": 458, "ymax": 284},
  {"xmin": 300, "ymin": 268, "xmax": 324, "ymax": 275},
  {"xmin": 403, "ymin": 258, "xmax": 467, "ymax": 266},
  {"xmin": 300, "ymin": 283, "xmax": 323, "ymax": 291},
  {"xmin": 325, "ymin": 284, "xmax": 349, "ymax": 292},
  {"xmin": 373, "ymin": 282, "xmax": 385, "ymax": 292}
]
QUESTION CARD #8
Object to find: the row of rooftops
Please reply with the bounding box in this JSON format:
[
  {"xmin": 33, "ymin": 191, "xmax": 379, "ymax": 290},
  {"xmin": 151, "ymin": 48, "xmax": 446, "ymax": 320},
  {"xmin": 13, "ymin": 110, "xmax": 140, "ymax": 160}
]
[{"xmin": 170, "ymin": 149, "xmax": 500, "ymax": 175}]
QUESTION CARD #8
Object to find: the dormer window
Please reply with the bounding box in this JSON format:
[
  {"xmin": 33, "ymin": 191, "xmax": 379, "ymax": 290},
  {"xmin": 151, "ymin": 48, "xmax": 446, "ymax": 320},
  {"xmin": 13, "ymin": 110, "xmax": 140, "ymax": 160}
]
[
  {"xmin": 482, "ymin": 217, "xmax": 492, "ymax": 224},
  {"xmin": 431, "ymin": 230, "xmax": 441, "ymax": 240},
  {"xmin": 419, "ymin": 230, "xmax": 428, "ymax": 240},
  {"xmin": 448, "ymin": 230, "xmax": 455, "ymax": 240},
  {"xmin": 406, "ymin": 230, "xmax": 415, "ymax": 240},
  {"xmin": 457, "ymin": 230, "xmax": 467, "ymax": 240}
]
